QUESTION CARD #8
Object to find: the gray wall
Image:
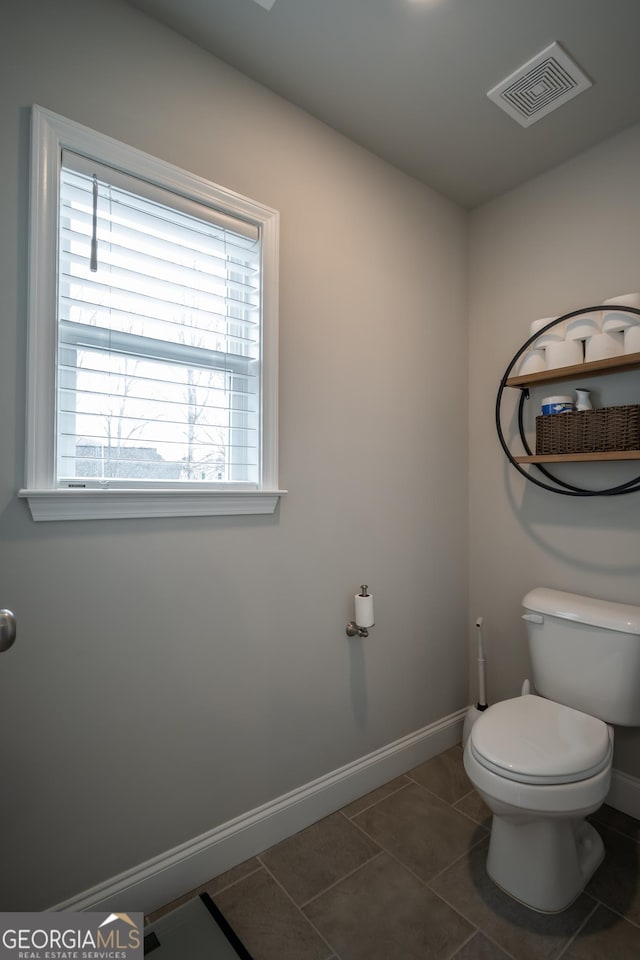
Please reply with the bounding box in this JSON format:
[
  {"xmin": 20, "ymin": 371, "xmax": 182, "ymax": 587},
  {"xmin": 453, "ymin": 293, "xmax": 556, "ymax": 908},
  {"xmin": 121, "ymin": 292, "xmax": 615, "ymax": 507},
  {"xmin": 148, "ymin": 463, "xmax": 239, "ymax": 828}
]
[
  {"xmin": 0, "ymin": 1, "xmax": 468, "ymax": 909},
  {"xmin": 469, "ymin": 122, "xmax": 640, "ymax": 779}
]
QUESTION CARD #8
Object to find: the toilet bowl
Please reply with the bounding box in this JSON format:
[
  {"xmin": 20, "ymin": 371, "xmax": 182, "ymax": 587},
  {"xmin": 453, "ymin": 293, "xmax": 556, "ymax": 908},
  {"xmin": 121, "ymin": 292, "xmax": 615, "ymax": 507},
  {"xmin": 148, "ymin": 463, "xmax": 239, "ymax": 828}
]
[
  {"xmin": 462, "ymin": 587, "xmax": 640, "ymax": 914},
  {"xmin": 464, "ymin": 695, "xmax": 612, "ymax": 913}
]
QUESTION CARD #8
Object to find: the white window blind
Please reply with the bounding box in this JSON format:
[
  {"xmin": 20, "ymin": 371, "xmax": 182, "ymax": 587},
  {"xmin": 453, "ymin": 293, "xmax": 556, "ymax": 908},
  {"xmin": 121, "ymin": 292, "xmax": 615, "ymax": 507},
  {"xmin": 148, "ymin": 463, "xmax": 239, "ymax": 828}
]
[{"xmin": 57, "ymin": 150, "xmax": 262, "ymax": 488}]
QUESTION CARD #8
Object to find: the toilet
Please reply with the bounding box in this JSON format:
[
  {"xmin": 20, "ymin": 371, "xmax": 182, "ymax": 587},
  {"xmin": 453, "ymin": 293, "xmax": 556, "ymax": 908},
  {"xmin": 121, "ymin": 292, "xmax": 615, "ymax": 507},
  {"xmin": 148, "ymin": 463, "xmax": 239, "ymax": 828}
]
[{"xmin": 463, "ymin": 587, "xmax": 640, "ymax": 914}]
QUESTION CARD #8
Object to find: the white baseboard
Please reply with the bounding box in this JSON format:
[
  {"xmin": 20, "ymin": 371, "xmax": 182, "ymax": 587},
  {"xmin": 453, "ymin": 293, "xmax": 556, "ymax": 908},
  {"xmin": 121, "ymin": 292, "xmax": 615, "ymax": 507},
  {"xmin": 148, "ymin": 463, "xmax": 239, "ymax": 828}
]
[
  {"xmin": 51, "ymin": 708, "xmax": 466, "ymax": 914},
  {"xmin": 606, "ymin": 768, "xmax": 640, "ymax": 820}
]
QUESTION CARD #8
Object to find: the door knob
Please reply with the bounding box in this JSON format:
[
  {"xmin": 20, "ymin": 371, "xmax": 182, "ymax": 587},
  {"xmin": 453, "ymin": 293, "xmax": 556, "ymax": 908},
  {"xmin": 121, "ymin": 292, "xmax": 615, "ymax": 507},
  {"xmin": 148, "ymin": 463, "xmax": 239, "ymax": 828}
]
[{"xmin": 0, "ymin": 609, "xmax": 16, "ymax": 652}]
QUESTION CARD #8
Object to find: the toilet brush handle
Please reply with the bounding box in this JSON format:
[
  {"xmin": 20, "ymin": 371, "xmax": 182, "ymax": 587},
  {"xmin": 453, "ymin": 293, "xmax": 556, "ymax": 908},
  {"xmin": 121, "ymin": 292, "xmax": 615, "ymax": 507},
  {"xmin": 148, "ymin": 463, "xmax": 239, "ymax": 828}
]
[{"xmin": 476, "ymin": 618, "xmax": 488, "ymax": 708}]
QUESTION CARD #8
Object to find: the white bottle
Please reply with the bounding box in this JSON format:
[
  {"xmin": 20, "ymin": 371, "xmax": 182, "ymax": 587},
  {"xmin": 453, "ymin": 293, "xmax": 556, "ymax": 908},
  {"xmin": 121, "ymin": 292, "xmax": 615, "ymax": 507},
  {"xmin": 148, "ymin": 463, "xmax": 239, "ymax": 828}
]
[{"xmin": 575, "ymin": 389, "xmax": 592, "ymax": 411}]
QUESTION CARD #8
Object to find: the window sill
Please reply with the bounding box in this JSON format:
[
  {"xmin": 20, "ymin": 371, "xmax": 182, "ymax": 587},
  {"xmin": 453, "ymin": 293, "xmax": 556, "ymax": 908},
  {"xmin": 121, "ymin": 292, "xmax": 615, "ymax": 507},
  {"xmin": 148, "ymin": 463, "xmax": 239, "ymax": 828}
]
[{"xmin": 18, "ymin": 488, "xmax": 287, "ymax": 522}]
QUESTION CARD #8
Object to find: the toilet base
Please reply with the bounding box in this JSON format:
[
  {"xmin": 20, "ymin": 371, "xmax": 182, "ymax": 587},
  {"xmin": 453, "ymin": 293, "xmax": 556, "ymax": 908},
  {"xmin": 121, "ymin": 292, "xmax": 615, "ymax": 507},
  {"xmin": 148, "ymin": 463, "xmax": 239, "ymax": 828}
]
[{"xmin": 486, "ymin": 815, "xmax": 604, "ymax": 913}]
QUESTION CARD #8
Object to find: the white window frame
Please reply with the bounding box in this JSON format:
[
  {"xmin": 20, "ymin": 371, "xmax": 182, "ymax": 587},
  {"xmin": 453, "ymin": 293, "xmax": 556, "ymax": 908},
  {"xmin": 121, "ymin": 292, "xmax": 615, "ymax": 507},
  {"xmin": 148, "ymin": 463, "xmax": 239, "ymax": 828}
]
[{"xmin": 20, "ymin": 106, "xmax": 285, "ymax": 521}]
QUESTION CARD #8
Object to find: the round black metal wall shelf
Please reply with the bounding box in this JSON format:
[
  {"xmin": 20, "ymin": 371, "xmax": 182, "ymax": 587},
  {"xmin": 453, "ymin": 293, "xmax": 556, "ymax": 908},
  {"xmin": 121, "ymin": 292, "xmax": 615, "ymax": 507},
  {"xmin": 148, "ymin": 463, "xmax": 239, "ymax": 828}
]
[{"xmin": 495, "ymin": 304, "xmax": 640, "ymax": 497}]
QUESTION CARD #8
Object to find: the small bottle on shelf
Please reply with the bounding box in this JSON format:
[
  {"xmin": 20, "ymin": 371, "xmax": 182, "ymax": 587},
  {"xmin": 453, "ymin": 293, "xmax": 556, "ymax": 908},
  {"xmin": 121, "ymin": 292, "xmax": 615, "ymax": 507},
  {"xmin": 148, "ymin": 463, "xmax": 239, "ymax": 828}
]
[{"xmin": 575, "ymin": 389, "xmax": 592, "ymax": 411}]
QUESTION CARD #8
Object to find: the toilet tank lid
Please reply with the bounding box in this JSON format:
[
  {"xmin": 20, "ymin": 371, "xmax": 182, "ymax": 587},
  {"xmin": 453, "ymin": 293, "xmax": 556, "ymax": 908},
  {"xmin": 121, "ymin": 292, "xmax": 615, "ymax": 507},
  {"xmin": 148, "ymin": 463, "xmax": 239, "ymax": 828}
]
[{"xmin": 523, "ymin": 588, "xmax": 640, "ymax": 635}]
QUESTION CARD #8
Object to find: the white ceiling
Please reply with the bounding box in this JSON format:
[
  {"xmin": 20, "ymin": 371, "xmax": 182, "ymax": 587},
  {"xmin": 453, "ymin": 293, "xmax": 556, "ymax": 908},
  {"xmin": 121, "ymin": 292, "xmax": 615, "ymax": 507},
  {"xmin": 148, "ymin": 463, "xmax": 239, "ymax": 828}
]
[{"xmin": 126, "ymin": 0, "xmax": 640, "ymax": 208}]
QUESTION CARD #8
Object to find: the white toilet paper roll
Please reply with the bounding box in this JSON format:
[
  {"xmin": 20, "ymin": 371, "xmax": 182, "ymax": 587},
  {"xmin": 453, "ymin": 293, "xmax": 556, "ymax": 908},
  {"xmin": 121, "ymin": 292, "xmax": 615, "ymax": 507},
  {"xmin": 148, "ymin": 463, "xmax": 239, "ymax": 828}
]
[
  {"xmin": 624, "ymin": 325, "xmax": 640, "ymax": 355},
  {"xmin": 602, "ymin": 311, "xmax": 640, "ymax": 333},
  {"xmin": 585, "ymin": 331, "xmax": 624, "ymax": 362},
  {"xmin": 603, "ymin": 292, "xmax": 640, "ymax": 308},
  {"xmin": 566, "ymin": 312, "xmax": 602, "ymax": 340},
  {"xmin": 544, "ymin": 339, "xmax": 583, "ymax": 369},
  {"xmin": 355, "ymin": 593, "xmax": 375, "ymax": 629},
  {"xmin": 530, "ymin": 316, "xmax": 559, "ymax": 335},
  {"xmin": 517, "ymin": 348, "xmax": 546, "ymax": 376},
  {"xmin": 530, "ymin": 317, "xmax": 564, "ymax": 347}
]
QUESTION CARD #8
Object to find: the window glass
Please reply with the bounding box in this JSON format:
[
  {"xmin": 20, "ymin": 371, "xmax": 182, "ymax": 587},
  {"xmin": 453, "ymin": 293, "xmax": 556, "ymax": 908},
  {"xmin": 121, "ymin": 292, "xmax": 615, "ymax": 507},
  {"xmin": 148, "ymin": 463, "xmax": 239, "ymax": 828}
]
[{"xmin": 58, "ymin": 161, "xmax": 261, "ymax": 487}]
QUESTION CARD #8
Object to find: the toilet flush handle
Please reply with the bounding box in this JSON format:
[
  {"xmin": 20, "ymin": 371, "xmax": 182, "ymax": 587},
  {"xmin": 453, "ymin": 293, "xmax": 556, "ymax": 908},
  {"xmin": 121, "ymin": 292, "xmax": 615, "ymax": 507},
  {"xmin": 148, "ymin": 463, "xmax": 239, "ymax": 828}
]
[
  {"xmin": 0, "ymin": 609, "xmax": 16, "ymax": 652},
  {"xmin": 522, "ymin": 613, "xmax": 544, "ymax": 624}
]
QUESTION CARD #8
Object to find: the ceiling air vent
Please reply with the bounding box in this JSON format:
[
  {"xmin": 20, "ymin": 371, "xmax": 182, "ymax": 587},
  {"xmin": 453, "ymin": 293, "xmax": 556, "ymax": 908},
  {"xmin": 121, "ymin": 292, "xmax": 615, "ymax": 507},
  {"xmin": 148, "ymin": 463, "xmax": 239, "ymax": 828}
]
[{"xmin": 487, "ymin": 42, "xmax": 591, "ymax": 128}]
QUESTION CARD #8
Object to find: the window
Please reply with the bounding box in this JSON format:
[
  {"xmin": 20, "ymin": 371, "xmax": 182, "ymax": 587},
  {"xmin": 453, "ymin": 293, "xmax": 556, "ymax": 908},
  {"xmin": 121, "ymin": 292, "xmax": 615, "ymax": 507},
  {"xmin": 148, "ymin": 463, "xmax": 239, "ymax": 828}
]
[{"xmin": 21, "ymin": 106, "xmax": 284, "ymax": 521}]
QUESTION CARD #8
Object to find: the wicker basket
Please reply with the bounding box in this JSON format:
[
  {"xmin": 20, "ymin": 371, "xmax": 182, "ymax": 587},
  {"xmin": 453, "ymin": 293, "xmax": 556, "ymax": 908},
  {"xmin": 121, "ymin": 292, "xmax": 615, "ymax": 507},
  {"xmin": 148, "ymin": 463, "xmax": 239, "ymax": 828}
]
[{"xmin": 535, "ymin": 404, "xmax": 640, "ymax": 456}]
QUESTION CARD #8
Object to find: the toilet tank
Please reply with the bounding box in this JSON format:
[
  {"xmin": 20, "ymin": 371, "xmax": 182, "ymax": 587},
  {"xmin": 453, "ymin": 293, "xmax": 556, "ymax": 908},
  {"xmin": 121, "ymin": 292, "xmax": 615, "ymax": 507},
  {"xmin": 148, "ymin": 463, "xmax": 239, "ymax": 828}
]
[{"xmin": 522, "ymin": 587, "xmax": 640, "ymax": 726}]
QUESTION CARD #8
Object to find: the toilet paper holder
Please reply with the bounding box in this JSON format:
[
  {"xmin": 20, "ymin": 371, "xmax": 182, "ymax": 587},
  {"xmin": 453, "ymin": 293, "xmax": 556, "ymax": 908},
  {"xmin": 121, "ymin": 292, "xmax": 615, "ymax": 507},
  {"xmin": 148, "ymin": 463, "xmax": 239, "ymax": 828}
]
[{"xmin": 346, "ymin": 585, "xmax": 374, "ymax": 638}]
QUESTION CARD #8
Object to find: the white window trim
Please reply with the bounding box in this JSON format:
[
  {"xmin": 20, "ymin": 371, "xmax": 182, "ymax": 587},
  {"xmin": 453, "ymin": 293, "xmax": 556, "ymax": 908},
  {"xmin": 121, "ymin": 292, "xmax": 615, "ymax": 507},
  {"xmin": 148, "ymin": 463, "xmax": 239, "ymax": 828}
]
[{"xmin": 19, "ymin": 106, "xmax": 286, "ymax": 521}]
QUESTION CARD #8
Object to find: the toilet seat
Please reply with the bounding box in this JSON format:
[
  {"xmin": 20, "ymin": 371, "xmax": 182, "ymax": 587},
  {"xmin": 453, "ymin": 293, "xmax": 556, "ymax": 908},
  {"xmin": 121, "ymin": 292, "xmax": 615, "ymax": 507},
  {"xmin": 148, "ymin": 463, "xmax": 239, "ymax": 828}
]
[{"xmin": 469, "ymin": 695, "xmax": 612, "ymax": 785}]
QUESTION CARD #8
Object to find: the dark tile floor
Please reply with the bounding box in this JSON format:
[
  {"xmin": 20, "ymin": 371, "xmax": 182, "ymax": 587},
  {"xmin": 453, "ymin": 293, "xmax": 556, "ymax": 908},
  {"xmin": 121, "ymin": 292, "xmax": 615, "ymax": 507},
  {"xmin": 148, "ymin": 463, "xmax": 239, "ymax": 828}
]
[{"xmin": 147, "ymin": 745, "xmax": 640, "ymax": 960}]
